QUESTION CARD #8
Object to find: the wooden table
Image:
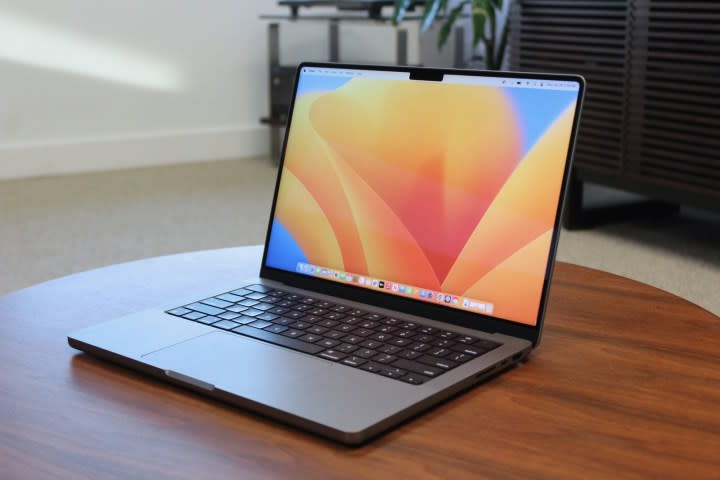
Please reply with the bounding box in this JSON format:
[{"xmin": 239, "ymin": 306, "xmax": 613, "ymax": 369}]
[{"xmin": 1, "ymin": 246, "xmax": 718, "ymax": 479}]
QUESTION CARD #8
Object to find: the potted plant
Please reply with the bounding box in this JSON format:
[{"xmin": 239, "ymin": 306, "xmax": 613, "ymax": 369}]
[{"xmin": 392, "ymin": 0, "xmax": 510, "ymax": 70}]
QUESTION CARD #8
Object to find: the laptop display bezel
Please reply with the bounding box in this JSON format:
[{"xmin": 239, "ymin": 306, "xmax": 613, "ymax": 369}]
[{"xmin": 259, "ymin": 62, "xmax": 585, "ymax": 346}]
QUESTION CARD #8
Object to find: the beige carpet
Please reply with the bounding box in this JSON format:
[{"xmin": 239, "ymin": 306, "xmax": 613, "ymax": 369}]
[{"xmin": 2, "ymin": 156, "xmax": 719, "ymax": 316}]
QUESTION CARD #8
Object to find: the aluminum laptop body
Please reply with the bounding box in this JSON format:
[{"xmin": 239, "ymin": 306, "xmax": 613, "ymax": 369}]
[{"xmin": 68, "ymin": 63, "xmax": 585, "ymax": 445}]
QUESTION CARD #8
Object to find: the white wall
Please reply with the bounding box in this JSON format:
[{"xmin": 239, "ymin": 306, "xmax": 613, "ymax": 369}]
[{"xmin": 0, "ymin": 0, "xmax": 422, "ymax": 180}]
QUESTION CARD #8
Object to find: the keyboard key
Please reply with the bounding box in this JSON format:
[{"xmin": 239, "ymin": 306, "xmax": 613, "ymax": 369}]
[
  {"xmin": 359, "ymin": 362, "xmax": 383, "ymax": 373},
  {"xmin": 248, "ymin": 320, "xmax": 273, "ymax": 329},
  {"xmin": 289, "ymin": 321, "xmax": 311, "ymax": 330},
  {"xmin": 273, "ymin": 317, "xmax": 295, "ymax": 326},
  {"xmin": 372, "ymin": 353, "xmax": 397, "ymax": 364},
  {"xmin": 378, "ymin": 366, "xmax": 406, "ymax": 379},
  {"xmin": 182, "ymin": 311, "xmax": 206, "ymax": 320},
  {"xmin": 415, "ymin": 334, "xmax": 434, "ymax": 343},
  {"xmin": 457, "ymin": 335, "xmax": 478, "ymax": 344},
  {"xmin": 391, "ymin": 359, "xmax": 442, "ymax": 378},
  {"xmin": 246, "ymin": 292, "xmax": 267, "ymax": 301},
  {"xmin": 232, "ymin": 325, "xmax": 323, "ymax": 354},
  {"xmin": 332, "ymin": 305, "xmax": 351, "ymax": 312},
  {"xmin": 282, "ymin": 329, "xmax": 304, "ymax": 338},
  {"xmin": 229, "ymin": 288, "xmax": 252, "ymax": 296},
  {"xmin": 318, "ymin": 349, "xmax": 346, "ymax": 362},
  {"xmin": 237, "ymin": 299, "xmax": 259, "ymax": 307},
  {"xmin": 265, "ymin": 324, "xmax": 288, "ymax": 334},
  {"xmin": 475, "ymin": 339, "xmax": 502, "ymax": 351},
  {"xmin": 309, "ymin": 308, "xmax": 327, "ymax": 316},
  {"xmin": 316, "ymin": 301, "xmax": 335, "ymax": 309},
  {"xmin": 353, "ymin": 328, "xmax": 373, "ymax": 337},
  {"xmin": 342, "ymin": 335, "xmax": 363, "ymax": 344},
  {"xmin": 341, "ymin": 356, "xmax": 367, "ymax": 367},
  {"xmin": 318, "ymin": 338, "xmax": 340, "ymax": 349},
  {"xmin": 299, "ymin": 334, "xmax": 322, "ymax": 343},
  {"xmin": 307, "ymin": 325, "xmax": 328, "ymax": 335},
  {"xmin": 399, "ymin": 322, "xmax": 419, "ymax": 330},
  {"xmin": 242, "ymin": 309, "xmax": 264, "ymax": 317},
  {"xmin": 218, "ymin": 311, "xmax": 241, "ymax": 320},
  {"xmin": 293, "ymin": 304, "xmax": 312, "ymax": 312},
  {"xmin": 186, "ymin": 302, "xmax": 224, "ymax": 316},
  {"xmin": 348, "ymin": 308, "xmax": 366, "ymax": 316},
  {"xmin": 354, "ymin": 348, "xmax": 377, "ymax": 359},
  {"xmin": 234, "ymin": 315, "xmax": 260, "ymax": 325},
  {"xmin": 246, "ymin": 284, "xmax": 272, "ymax": 293},
  {"xmin": 370, "ymin": 332, "xmax": 392, "ymax": 342},
  {"xmin": 448, "ymin": 352, "xmax": 470, "ymax": 363},
  {"xmin": 377, "ymin": 325, "xmax": 397, "ymax": 333},
  {"xmin": 390, "ymin": 338, "xmax": 412, "ymax": 347},
  {"xmin": 365, "ymin": 313, "xmax": 385, "ymax": 321},
  {"xmin": 268, "ymin": 306, "xmax": 289, "ymax": 315},
  {"xmin": 383, "ymin": 317, "xmax": 401, "ymax": 326},
  {"xmin": 418, "ymin": 326, "xmax": 437, "ymax": 334},
  {"xmin": 379, "ymin": 345, "xmax": 402, "ymax": 355},
  {"xmin": 318, "ymin": 319, "xmax": 339, "ymax": 328},
  {"xmin": 257, "ymin": 313, "xmax": 278, "ymax": 322},
  {"xmin": 213, "ymin": 319, "xmax": 241, "ymax": 330},
  {"xmin": 399, "ymin": 373, "xmax": 430, "ymax": 385},
  {"xmin": 252, "ymin": 303, "xmax": 274, "ymax": 311},
  {"xmin": 216, "ymin": 293, "xmax": 243, "ymax": 303},
  {"xmin": 337, "ymin": 324, "xmax": 355, "ymax": 333},
  {"xmin": 439, "ymin": 331, "xmax": 457, "ymax": 339},
  {"xmin": 344, "ymin": 316, "xmax": 362, "ymax": 325},
  {"xmin": 167, "ymin": 307, "xmax": 190, "ymax": 316},
  {"xmin": 201, "ymin": 298, "xmax": 233, "ymax": 309},
  {"xmin": 325, "ymin": 330, "xmax": 345, "ymax": 340},
  {"xmin": 226, "ymin": 305, "xmax": 248, "ymax": 313},
  {"xmin": 434, "ymin": 339, "xmax": 455, "ymax": 348},
  {"xmin": 396, "ymin": 330, "xmax": 416, "ymax": 338},
  {"xmin": 300, "ymin": 297, "xmax": 317, "ymax": 304},
  {"xmin": 451, "ymin": 344, "xmax": 483, "ymax": 356},
  {"xmin": 429, "ymin": 348, "xmax": 451, "ymax": 357},
  {"xmin": 285, "ymin": 311, "xmax": 305, "ymax": 319},
  {"xmin": 336, "ymin": 343, "xmax": 358, "ymax": 353},
  {"xmin": 398, "ymin": 349, "xmax": 422, "ymax": 360},
  {"xmin": 195, "ymin": 315, "xmax": 219, "ymax": 325},
  {"xmin": 411, "ymin": 343, "xmax": 431, "ymax": 352},
  {"xmin": 324, "ymin": 313, "xmax": 345, "ymax": 322},
  {"xmin": 268, "ymin": 289, "xmax": 288, "ymax": 297},
  {"xmin": 359, "ymin": 320, "xmax": 378, "ymax": 329},
  {"xmin": 359, "ymin": 340, "xmax": 382, "ymax": 350},
  {"xmin": 417, "ymin": 355, "xmax": 458, "ymax": 370}
]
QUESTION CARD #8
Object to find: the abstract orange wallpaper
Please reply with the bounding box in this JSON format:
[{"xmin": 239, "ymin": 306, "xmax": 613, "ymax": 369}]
[{"xmin": 266, "ymin": 75, "xmax": 579, "ymax": 325}]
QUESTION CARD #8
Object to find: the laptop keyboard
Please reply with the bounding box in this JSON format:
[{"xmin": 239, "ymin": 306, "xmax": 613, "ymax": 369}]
[{"xmin": 166, "ymin": 284, "xmax": 501, "ymax": 385}]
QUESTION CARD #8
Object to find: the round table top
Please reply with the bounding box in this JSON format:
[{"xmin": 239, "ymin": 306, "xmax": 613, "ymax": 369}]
[{"xmin": 1, "ymin": 246, "xmax": 719, "ymax": 479}]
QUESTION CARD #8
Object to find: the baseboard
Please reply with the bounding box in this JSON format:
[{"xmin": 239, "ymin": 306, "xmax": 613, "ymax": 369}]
[{"xmin": 0, "ymin": 125, "xmax": 269, "ymax": 180}]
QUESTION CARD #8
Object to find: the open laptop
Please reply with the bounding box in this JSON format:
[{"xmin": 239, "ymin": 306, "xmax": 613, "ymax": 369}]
[{"xmin": 68, "ymin": 63, "xmax": 584, "ymax": 445}]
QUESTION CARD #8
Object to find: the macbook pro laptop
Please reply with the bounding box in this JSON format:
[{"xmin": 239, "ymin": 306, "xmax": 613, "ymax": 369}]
[{"xmin": 69, "ymin": 63, "xmax": 585, "ymax": 445}]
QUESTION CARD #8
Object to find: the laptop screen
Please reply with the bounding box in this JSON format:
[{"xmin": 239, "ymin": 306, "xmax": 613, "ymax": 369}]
[{"xmin": 264, "ymin": 64, "xmax": 582, "ymax": 327}]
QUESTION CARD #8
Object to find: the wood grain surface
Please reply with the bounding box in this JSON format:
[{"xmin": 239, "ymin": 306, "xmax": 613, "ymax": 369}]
[{"xmin": 0, "ymin": 246, "xmax": 718, "ymax": 479}]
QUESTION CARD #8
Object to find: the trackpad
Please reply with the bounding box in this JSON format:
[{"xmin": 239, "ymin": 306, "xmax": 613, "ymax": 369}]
[{"xmin": 142, "ymin": 331, "xmax": 329, "ymax": 401}]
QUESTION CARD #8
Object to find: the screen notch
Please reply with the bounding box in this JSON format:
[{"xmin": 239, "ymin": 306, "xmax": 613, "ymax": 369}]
[{"xmin": 409, "ymin": 70, "xmax": 444, "ymax": 82}]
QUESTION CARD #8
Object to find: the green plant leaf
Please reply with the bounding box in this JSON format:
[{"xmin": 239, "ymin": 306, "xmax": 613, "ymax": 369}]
[
  {"xmin": 420, "ymin": 0, "xmax": 441, "ymax": 33},
  {"xmin": 437, "ymin": 1, "xmax": 468, "ymax": 50},
  {"xmin": 471, "ymin": 7, "xmax": 488, "ymax": 47}
]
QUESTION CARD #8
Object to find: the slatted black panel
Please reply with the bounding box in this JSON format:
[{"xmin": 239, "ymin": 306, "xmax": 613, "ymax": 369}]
[
  {"xmin": 626, "ymin": 0, "xmax": 720, "ymax": 196},
  {"xmin": 509, "ymin": 0, "xmax": 631, "ymax": 173}
]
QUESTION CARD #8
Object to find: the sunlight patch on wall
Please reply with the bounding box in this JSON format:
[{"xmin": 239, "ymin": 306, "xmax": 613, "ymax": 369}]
[{"xmin": 0, "ymin": 10, "xmax": 183, "ymax": 91}]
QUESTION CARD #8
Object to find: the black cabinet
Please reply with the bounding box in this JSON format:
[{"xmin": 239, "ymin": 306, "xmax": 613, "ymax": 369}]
[{"xmin": 509, "ymin": 0, "xmax": 720, "ymax": 228}]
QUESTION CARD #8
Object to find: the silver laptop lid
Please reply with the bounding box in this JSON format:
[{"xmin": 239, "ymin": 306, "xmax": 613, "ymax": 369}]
[{"xmin": 260, "ymin": 63, "xmax": 584, "ymax": 345}]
